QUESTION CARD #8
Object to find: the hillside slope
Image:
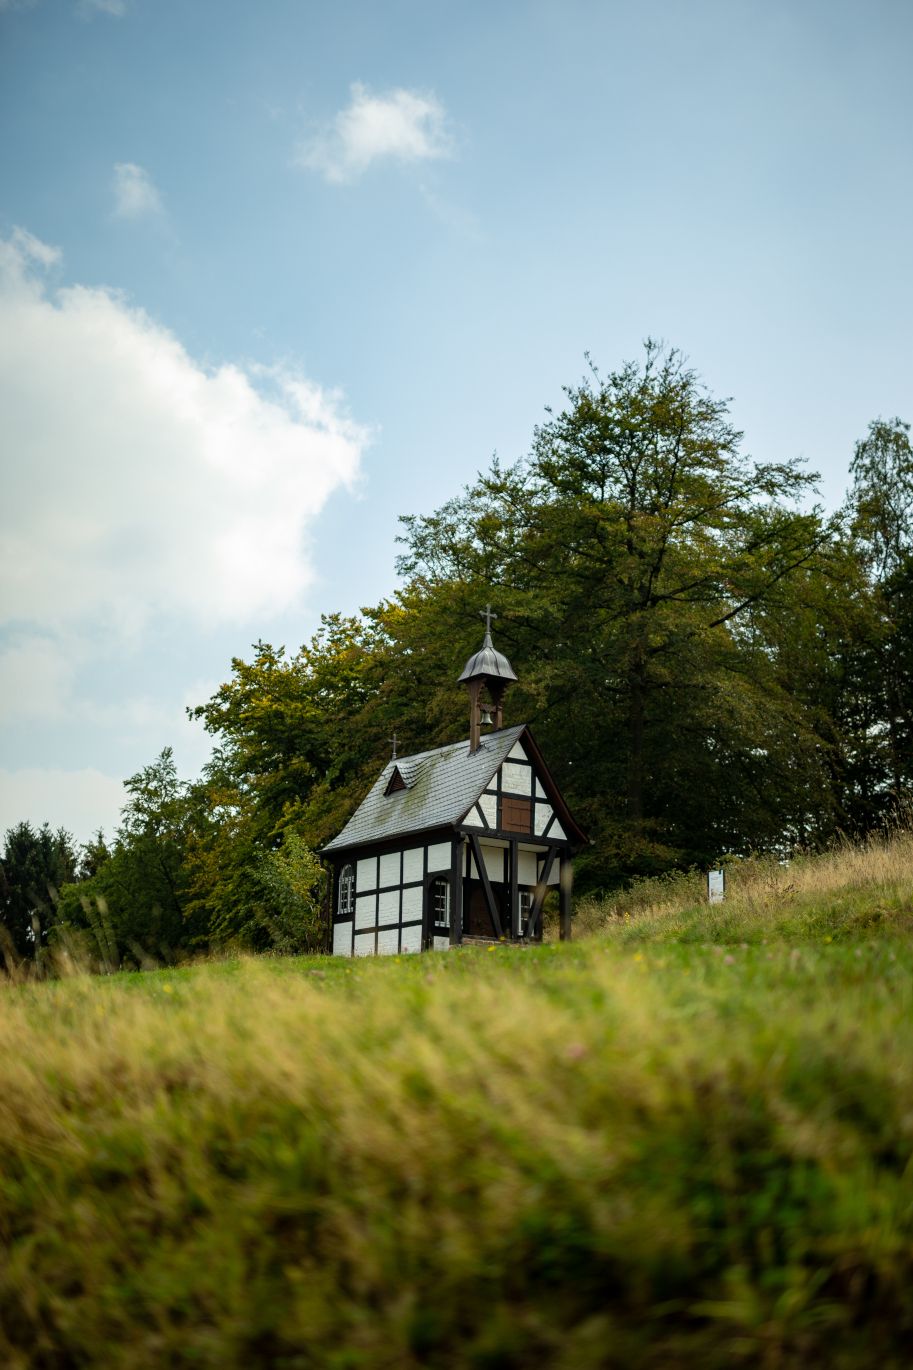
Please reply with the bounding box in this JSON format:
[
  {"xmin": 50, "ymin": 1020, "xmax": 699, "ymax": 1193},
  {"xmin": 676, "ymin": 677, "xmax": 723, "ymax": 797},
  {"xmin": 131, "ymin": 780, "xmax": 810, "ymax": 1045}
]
[{"xmin": 2, "ymin": 834, "xmax": 913, "ymax": 1367}]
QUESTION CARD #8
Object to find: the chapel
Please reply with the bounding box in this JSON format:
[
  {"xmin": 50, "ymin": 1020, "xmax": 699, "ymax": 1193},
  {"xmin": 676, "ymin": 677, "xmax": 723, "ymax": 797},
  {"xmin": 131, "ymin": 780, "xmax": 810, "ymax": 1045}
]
[{"xmin": 322, "ymin": 614, "xmax": 586, "ymax": 955}]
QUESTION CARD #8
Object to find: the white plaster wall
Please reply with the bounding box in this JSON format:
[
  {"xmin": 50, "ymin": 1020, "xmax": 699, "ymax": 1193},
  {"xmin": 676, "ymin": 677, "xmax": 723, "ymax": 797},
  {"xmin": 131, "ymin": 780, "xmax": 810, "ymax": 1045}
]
[
  {"xmin": 507, "ymin": 741, "xmax": 527, "ymax": 761},
  {"xmin": 535, "ymin": 776, "xmax": 546, "ymax": 799},
  {"xmin": 502, "ymin": 760, "xmax": 532, "ymax": 794},
  {"xmin": 377, "ymin": 927, "xmax": 399, "ymax": 956},
  {"xmin": 402, "ymin": 846, "xmax": 423, "ymax": 883},
  {"xmin": 379, "ymin": 851, "xmax": 400, "ymax": 887},
  {"xmin": 426, "ymin": 841, "xmax": 450, "ymax": 872},
  {"xmin": 401, "ymin": 923, "xmax": 422, "ymax": 953},
  {"xmin": 355, "ymin": 894, "xmax": 375, "ymax": 930},
  {"xmin": 378, "ymin": 888, "xmax": 399, "ymax": 923},
  {"xmin": 518, "ymin": 849, "xmax": 539, "ymax": 884},
  {"xmin": 332, "ymin": 922, "xmax": 352, "ymax": 956},
  {"xmin": 534, "ymin": 803, "xmax": 554, "ymax": 835},
  {"xmin": 354, "ymin": 932, "xmax": 375, "ymax": 956},
  {"xmin": 469, "ymin": 840, "xmax": 505, "ymax": 881},
  {"xmin": 401, "ymin": 885, "xmax": 423, "ymax": 921},
  {"xmin": 356, "ymin": 856, "xmax": 377, "ymax": 891},
  {"xmin": 479, "ymin": 792, "xmax": 498, "ymax": 827},
  {"xmin": 550, "ymin": 819, "xmax": 567, "ymax": 841}
]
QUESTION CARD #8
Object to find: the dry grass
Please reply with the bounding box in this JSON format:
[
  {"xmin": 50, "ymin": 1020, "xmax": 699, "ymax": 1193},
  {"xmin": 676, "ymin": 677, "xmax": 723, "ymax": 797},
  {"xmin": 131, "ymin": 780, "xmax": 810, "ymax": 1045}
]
[
  {"xmin": 573, "ymin": 826, "xmax": 913, "ymax": 945},
  {"xmin": 2, "ymin": 835, "xmax": 913, "ymax": 1366}
]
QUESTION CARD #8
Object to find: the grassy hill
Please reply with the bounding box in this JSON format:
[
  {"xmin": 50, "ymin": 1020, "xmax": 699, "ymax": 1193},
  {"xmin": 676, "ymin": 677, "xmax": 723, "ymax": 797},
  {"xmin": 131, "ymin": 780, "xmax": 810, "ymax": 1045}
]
[{"xmin": 2, "ymin": 834, "xmax": 913, "ymax": 1367}]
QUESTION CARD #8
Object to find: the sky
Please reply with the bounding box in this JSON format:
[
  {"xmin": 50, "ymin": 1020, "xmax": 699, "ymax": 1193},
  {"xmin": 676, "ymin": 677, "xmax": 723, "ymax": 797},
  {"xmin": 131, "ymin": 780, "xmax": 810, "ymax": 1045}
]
[{"xmin": 1, "ymin": 0, "xmax": 912, "ymax": 846}]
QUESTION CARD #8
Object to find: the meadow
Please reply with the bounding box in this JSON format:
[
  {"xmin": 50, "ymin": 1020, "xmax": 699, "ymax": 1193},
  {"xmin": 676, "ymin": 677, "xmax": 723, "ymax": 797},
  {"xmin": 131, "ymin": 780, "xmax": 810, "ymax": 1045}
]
[{"xmin": 2, "ymin": 834, "xmax": 913, "ymax": 1367}]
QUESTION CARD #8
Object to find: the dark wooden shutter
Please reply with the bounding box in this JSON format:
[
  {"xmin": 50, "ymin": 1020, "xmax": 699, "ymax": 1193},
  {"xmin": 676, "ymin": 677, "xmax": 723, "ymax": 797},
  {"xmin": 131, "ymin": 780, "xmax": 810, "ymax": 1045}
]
[{"xmin": 500, "ymin": 797, "xmax": 531, "ymax": 833}]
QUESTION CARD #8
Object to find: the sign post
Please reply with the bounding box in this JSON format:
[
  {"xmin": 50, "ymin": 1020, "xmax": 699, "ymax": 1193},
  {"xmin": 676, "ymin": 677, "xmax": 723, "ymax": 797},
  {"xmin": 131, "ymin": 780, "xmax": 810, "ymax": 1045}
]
[{"xmin": 707, "ymin": 868, "xmax": 725, "ymax": 904}]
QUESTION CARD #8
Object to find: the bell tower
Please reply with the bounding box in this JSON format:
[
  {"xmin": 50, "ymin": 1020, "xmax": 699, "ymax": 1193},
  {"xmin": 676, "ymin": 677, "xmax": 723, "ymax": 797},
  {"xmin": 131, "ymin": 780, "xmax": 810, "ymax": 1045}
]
[{"xmin": 458, "ymin": 606, "xmax": 518, "ymax": 754}]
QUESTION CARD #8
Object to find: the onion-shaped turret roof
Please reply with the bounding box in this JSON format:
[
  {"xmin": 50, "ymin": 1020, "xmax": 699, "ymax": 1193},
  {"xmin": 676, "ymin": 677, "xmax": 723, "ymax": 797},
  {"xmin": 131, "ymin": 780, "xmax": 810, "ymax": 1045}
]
[{"xmin": 458, "ymin": 628, "xmax": 518, "ymax": 685}]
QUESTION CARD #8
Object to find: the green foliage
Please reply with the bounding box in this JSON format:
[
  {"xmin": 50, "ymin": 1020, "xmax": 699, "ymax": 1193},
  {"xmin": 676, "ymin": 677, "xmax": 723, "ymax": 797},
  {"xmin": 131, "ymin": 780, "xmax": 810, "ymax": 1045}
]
[
  {"xmin": 56, "ymin": 749, "xmax": 193, "ymax": 967},
  {"xmin": 180, "ymin": 349, "xmax": 912, "ymax": 900},
  {"xmin": 850, "ymin": 415, "xmax": 913, "ymax": 579},
  {"xmin": 0, "ymin": 821, "xmax": 77, "ymax": 965},
  {"xmin": 397, "ymin": 343, "xmax": 832, "ymax": 882},
  {"xmin": 256, "ymin": 829, "xmax": 326, "ymax": 954},
  {"xmin": 15, "ymin": 348, "xmax": 912, "ymax": 957}
]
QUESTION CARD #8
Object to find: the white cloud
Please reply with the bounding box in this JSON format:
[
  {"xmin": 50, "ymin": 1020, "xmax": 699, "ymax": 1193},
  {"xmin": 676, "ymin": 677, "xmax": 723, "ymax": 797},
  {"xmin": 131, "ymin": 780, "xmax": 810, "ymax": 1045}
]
[
  {"xmin": 0, "ymin": 636, "xmax": 76, "ymax": 722},
  {"xmin": 0, "ymin": 228, "xmax": 367, "ymax": 641},
  {"xmin": 112, "ymin": 162, "xmax": 162, "ymax": 219},
  {"xmin": 298, "ymin": 82, "xmax": 452, "ymax": 184},
  {"xmin": 0, "ymin": 767, "xmax": 125, "ymax": 844}
]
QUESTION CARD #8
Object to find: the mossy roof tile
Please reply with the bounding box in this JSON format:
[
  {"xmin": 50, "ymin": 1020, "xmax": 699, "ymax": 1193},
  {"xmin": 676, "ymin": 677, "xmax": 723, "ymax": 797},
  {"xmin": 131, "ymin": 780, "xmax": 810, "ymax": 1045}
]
[{"xmin": 322, "ymin": 725, "xmax": 527, "ymax": 854}]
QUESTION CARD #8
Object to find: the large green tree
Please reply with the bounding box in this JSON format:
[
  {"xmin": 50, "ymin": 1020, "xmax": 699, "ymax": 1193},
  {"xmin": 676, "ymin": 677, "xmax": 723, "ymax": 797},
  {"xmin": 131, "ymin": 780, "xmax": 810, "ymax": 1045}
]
[
  {"xmin": 0, "ymin": 822, "xmax": 78, "ymax": 965},
  {"xmin": 398, "ymin": 343, "xmax": 832, "ymax": 881},
  {"xmin": 842, "ymin": 417, "xmax": 913, "ymax": 809},
  {"xmin": 57, "ymin": 749, "xmax": 194, "ymax": 966},
  {"xmin": 192, "ymin": 345, "xmax": 838, "ymax": 892}
]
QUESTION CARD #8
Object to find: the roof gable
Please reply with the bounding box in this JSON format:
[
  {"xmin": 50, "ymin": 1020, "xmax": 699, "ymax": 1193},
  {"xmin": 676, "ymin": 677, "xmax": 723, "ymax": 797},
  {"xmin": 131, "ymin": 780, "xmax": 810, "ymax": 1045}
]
[
  {"xmin": 456, "ymin": 730, "xmax": 587, "ymax": 845},
  {"xmin": 322, "ymin": 725, "xmax": 527, "ymax": 854},
  {"xmin": 323, "ymin": 724, "xmax": 588, "ymax": 854}
]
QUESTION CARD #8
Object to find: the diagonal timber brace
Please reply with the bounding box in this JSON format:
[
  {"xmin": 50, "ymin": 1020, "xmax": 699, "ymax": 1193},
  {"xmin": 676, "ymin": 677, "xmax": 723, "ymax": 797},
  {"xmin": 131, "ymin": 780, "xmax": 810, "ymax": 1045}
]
[
  {"xmin": 526, "ymin": 847, "xmax": 557, "ymax": 938},
  {"xmin": 468, "ymin": 831, "xmax": 503, "ymax": 939}
]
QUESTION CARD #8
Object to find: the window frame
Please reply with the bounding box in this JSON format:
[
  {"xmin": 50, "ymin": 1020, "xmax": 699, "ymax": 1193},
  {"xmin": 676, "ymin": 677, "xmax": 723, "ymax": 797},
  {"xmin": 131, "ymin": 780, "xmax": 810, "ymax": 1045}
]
[{"xmin": 338, "ymin": 863, "xmax": 355, "ymax": 918}]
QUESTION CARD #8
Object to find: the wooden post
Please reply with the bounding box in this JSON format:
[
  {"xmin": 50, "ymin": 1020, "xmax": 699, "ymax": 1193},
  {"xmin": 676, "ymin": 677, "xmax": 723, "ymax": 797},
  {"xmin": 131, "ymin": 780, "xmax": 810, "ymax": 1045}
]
[
  {"xmin": 559, "ymin": 852, "xmax": 573, "ymax": 941},
  {"xmin": 490, "ymin": 680, "xmax": 506, "ymax": 730},
  {"xmin": 468, "ymin": 679, "xmax": 482, "ymax": 754},
  {"xmin": 450, "ymin": 836, "xmax": 463, "ymax": 946},
  {"xmin": 509, "ymin": 838, "xmax": 519, "ymax": 940}
]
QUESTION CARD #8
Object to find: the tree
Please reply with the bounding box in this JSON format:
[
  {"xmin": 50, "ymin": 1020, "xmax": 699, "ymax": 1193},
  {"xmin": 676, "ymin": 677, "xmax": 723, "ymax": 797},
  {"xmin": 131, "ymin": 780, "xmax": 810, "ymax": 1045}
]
[
  {"xmin": 0, "ymin": 822, "xmax": 78, "ymax": 965},
  {"xmin": 256, "ymin": 830, "xmax": 326, "ymax": 954},
  {"xmin": 850, "ymin": 417, "xmax": 913, "ymax": 579},
  {"xmin": 191, "ymin": 345, "xmax": 875, "ymax": 895},
  {"xmin": 57, "ymin": 749, "xmax": 194, "ymax": 966},
  {"xmin": 398, "ymin": 343, "xmax": 832, "ymax": 882},
  {"xmin": 844, "ymin": 417, "xmax": 913, "ymax": 806}
]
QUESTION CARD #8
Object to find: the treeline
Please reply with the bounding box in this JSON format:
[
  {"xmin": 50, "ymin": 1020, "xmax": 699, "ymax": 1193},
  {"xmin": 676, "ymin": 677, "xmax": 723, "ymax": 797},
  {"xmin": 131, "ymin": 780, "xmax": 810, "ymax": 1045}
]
[{"xmin": 4, "ymin": 342, "xmax": 913, "ymax": 968}]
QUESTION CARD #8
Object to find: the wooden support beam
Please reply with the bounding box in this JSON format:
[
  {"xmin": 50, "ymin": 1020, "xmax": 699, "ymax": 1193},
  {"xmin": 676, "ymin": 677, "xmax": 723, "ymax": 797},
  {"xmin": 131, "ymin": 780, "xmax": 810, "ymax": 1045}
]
[
  {"xmin": 526, "ymin": 847, "xmax": 556, "ymax": 938},
  {"xmin": 468, "ymin": 832, "xmax": 503, "ymax": 939},
  {"xmin": 468, "ymin": 679, "xmax": 482, "ymax": 754},
  {"xmin": 559, "ymin": 852, "xmax": 573, "ymax": 942},
  {"xmin": 509, "ymin": 838, "xmax": 519, "ymax": 939},
  {"xmin": 449, "ymin": 836, "xmax": 463, "ymax": 946}
]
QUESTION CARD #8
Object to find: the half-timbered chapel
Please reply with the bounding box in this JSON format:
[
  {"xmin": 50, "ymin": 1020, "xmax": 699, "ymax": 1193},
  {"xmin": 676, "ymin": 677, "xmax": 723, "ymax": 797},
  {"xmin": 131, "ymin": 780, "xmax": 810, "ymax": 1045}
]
[{"xmin": 322, "ymin": 616, "xmax": 586, "ymax": 955}]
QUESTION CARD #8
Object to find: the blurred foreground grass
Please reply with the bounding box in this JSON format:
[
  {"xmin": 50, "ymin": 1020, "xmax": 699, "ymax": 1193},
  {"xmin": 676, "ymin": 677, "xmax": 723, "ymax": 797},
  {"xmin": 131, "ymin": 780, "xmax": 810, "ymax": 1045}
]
[{"xmin": 3, "ymin": 835, "xmax": 913, "ymax": 1367}]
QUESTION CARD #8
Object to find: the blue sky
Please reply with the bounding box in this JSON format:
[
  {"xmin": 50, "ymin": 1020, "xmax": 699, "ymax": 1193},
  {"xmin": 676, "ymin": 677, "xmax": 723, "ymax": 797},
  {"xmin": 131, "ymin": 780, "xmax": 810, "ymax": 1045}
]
[{"xmin": 1, "ymin": 0, "xmax": 911, "ymax": 843}]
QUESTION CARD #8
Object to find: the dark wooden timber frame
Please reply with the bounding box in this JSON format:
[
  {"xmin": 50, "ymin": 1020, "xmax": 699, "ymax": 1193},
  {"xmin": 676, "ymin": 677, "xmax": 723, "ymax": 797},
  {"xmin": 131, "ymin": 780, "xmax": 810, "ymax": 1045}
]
[
  {"xmin": 449, "ymin": 836, "xmax": 463, "ymax": 948},
  {"xmin": 323, "ymin": 725, "xmax": 586, "ymax": 952},
  {"xmin": 467, "ymin": 830, "xmax": 503, "ymax": 939}
]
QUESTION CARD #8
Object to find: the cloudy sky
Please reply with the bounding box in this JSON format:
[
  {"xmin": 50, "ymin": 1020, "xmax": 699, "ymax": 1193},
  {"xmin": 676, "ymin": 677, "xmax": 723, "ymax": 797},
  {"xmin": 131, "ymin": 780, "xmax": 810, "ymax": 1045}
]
[{"xmin": 1, "ymin": 0, "xmax": 911, "ymax": 845}]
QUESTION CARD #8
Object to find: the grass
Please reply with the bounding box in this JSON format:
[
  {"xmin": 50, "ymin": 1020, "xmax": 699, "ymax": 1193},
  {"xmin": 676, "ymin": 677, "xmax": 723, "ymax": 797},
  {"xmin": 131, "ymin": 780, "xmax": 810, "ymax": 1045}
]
[{"xmin": 2, "ymin": 834, "xmax": 913, "ymax": 1366}]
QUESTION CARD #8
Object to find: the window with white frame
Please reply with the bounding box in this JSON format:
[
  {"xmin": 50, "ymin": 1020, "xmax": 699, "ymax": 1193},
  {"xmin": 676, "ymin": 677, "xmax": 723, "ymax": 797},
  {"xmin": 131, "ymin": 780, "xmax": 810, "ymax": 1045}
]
[
  {"xmin": 338, "ymin": 863, "xmax": 355, "ymax": 917},
  {"xmin": 431, "ymin": 876, "xmax": 450, "ymax": 928}
]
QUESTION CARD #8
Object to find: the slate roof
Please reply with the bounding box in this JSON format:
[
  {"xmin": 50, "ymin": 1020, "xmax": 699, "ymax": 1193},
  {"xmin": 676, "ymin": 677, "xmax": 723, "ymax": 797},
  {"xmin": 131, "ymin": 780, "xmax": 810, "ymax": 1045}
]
[{"xmin": 322, "ymin": 724, "xmax": 527, "ymax": 854}]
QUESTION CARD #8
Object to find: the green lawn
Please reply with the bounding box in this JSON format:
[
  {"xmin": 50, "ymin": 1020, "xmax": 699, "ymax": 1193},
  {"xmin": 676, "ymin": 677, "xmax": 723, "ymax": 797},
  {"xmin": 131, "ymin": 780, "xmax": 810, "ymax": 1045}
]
[{"xmin": 3, "ymin": 844, "xmax": 913, "ymax": 1367}]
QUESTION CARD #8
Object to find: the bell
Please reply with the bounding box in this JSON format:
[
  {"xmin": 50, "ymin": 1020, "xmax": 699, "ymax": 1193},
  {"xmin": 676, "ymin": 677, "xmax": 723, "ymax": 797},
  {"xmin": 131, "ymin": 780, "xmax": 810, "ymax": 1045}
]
[{"xmin": 479, "ymin": 705, "xmax": 494, "ymax": 727}]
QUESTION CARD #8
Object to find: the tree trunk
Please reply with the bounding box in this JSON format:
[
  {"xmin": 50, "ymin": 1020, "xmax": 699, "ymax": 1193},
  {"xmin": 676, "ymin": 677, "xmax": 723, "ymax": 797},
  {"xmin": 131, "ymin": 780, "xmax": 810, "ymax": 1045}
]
[{"xmin": 627, "ymin": 660, "xmax": 646, "ymax": 831}]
